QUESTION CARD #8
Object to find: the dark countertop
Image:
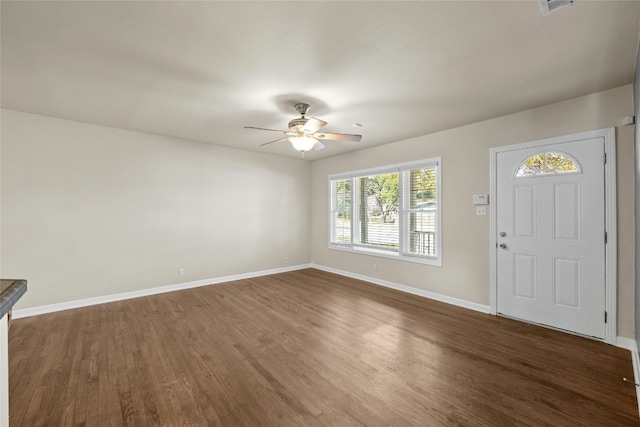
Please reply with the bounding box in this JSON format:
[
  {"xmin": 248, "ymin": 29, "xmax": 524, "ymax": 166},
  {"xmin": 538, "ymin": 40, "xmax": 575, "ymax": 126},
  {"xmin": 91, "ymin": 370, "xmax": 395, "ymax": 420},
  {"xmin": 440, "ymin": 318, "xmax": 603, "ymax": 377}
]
[{"xmin": 0, "ymin": 279, "xmax": 27, "ymax": 319}]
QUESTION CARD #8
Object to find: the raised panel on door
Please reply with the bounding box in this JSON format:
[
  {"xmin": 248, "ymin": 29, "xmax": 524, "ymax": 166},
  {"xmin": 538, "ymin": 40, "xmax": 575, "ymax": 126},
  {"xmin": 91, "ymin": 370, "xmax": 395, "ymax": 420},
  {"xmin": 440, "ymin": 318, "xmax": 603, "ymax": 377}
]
[
  {"xmin": 554, "ymin": 182, "xmax": 580, "ymax": 242},
  {"xmin": 553, "ymin": 257, "xmax": 581, "ymax": 308},
  {"xmin": 513, "ymin": 185, "xmax": 536, "ymax": 239},
  {"xmin": 513, "ymin": 254, "xmax": 536, "ymax": 300}
]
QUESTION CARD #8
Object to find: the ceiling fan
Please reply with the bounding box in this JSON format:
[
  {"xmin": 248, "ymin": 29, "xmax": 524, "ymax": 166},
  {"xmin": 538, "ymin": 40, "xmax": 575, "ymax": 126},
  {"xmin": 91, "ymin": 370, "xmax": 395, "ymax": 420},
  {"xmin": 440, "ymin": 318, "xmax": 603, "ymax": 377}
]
[{"xmin": 244, "ymin": 103, "xmax": 362, "ymax": 155}]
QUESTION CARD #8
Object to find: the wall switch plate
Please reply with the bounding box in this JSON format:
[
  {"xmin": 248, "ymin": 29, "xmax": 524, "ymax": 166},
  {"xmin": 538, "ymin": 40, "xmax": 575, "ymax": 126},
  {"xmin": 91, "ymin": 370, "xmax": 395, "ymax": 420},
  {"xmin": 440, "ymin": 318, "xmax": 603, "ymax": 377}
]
[
  {"xmin": 476, "ymin": 206, "xmax": 487, "ymax": 216},
  {"xmin": 473, "ymin": 194, "xmax": 489, "ymax": 205}
]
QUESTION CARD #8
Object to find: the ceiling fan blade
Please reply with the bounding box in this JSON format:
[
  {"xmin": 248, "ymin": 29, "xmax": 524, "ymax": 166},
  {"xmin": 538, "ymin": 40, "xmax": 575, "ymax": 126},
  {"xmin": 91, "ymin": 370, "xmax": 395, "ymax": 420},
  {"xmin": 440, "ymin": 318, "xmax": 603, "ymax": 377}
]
[
  {"xmin": 302, "ymin": 117, "xmax": 327, "ymax": 134},
  {"xmin": 314, "ymin": 132, "xmax": 362, "ymax": 142},
  {"xmin": 314, "ymin": 142, "xmax": 325, "ymax": 151},
  {"xmin": 244, "ymin": 126, "xmax": 289, "ymax": 134},
  {"xmin": 260, "ymin": 137, "xmax": 288, "ymax": 147}
]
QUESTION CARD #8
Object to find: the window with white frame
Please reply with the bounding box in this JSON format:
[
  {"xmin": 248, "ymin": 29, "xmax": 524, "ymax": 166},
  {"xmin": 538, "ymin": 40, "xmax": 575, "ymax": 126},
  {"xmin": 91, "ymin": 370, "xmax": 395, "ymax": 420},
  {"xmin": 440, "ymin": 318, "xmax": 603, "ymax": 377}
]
[{"xmin": 329, "ymin": 158, "xmax": 441, "ymax": 266}]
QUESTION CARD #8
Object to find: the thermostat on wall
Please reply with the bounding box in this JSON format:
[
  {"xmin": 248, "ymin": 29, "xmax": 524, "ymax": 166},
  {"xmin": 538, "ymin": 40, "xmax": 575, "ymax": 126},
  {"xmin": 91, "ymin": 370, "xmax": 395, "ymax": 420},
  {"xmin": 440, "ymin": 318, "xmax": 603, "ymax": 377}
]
[{"xmin": 473, "ymin": 194, "xmax": 488, "ymax": 205}]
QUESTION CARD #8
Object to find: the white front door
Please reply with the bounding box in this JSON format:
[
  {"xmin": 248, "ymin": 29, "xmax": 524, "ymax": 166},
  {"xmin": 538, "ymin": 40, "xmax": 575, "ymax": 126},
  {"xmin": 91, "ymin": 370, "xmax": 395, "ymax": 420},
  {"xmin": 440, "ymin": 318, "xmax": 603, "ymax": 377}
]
[{"xmin": 496, "ymin": 136, "xmax": 606, "ymax": 338}]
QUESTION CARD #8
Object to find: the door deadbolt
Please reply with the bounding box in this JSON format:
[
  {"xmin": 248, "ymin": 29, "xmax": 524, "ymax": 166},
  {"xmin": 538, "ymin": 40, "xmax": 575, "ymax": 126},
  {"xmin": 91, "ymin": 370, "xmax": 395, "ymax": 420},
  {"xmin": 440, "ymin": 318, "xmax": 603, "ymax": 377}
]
[{"xmin": 500, "ymin": 232, "xmax": 507, "ymax": 237}]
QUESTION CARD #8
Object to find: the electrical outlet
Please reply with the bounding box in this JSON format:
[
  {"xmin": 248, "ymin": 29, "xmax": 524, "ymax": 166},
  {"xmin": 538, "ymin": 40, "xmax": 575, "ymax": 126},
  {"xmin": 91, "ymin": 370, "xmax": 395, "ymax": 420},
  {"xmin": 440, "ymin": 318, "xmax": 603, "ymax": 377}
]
[
  {"xmin": 476, "ymin": 206, "xmax": 487, "ymax": 216},
  {"xmin": 373, "ymin": 263, "xmax": 378, "ymax": 272},
  {"xmin": 284, "ymin": 256, "xmax": 289, "ymax": 264},
  {"xmin": 178, "ymin": 268, "xmax": 185, "ymax": 277}
]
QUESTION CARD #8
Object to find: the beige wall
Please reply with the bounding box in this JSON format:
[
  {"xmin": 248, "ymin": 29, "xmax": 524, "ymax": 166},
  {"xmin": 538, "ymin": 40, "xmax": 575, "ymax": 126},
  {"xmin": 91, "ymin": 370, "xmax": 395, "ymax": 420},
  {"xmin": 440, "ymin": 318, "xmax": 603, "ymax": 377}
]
[
  {"xmin": 1, "ymin": 109, "xmax": 311, "ymax": 309},
  {"xmin": 310, "ymin": 85, "xmax": 636, "ymax": 338},
  {"xmin": 2, "ymin": 85, "xmax": 635, "ymax": 338}
]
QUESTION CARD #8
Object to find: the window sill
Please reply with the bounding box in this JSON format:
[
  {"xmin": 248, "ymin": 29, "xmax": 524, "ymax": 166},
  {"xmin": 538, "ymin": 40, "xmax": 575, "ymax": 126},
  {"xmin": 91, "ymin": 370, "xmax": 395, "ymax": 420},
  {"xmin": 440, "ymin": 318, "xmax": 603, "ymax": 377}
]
[{"xmin": 329, "ymin": 244, "xmax": 442, "ymax": 267}]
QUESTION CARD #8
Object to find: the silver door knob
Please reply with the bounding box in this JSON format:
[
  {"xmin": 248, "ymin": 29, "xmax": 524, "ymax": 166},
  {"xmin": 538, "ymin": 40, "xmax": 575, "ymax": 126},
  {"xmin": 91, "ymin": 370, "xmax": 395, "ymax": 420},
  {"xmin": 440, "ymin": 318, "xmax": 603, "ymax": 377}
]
[{"xmin": 499, "ymin": 243, "xmax": 507, "ymax": 249}]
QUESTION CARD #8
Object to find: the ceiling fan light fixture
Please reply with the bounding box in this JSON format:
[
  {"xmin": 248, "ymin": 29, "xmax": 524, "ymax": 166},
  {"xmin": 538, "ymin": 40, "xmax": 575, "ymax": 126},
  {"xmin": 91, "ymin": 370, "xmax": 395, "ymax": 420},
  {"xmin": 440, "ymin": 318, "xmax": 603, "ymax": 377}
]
[
  {"xmin": 245, "ymin": 102, "xmax": 362, "ymax": 153},
  {"xmin": 288, "ymin": 135, "xmax": 317, "ymax": 152}
]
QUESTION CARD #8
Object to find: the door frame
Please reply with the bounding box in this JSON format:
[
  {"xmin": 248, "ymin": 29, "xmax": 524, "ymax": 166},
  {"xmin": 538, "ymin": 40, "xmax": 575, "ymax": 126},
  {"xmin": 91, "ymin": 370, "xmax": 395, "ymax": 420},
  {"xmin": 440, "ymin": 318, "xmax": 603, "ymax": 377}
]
[{"xmin": 489, "ymin": 128, "xmax": 617, "ymax": 345}]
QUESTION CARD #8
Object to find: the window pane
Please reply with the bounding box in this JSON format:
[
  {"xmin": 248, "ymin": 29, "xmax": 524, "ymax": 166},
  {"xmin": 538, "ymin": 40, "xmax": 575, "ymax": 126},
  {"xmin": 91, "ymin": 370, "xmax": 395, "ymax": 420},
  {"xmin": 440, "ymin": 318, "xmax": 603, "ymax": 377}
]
[
  {"xmin": 409, "ymin": 167, "xmax": 437, "ymax": 210},
  {"xmin": 357, "ymin": 173, "xmax": 399, "ymax": 251},
  {"xmin": 331, "ymin": 178, "xmax": 351, "ymax": 245},
  {"xmin": 545, "ymin": 152, "xmax": 565, "ymax": 169},
  {"xmin": 515, "ymin": 164, "xmax": 536, "ymax": 176},
  {"xmin": 515, "ymin": 152, "xmax": 580, "ymax": 177},
  {"xmin": 555, "ymin": 158, "xmax": 579, "ymax": 173},
  {"xmin": 406, "ymin": 167, "xmax": 437, "ymax": 256},
  {"xmin": 407, "ymin": 213, "xmax": 436, "ymax": 256},
  {"xmin": 525, "ymin": 154, "xmax": 544, "ymax": 170}
]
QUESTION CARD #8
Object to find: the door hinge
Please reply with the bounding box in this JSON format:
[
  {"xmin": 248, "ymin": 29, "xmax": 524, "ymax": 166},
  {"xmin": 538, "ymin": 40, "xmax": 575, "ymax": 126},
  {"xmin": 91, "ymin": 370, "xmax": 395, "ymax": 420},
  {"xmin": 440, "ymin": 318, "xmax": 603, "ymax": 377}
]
[
  {"xmin": 603, "ymin": 152, "xmax": 607, "ymax": 164},
  {"xmin": 604, "ymin": 232, "xmax": 607, "ymax": 244},
  {"xmin": 605, "ymin": 311, "xmax": 608, "ymax": 323}
]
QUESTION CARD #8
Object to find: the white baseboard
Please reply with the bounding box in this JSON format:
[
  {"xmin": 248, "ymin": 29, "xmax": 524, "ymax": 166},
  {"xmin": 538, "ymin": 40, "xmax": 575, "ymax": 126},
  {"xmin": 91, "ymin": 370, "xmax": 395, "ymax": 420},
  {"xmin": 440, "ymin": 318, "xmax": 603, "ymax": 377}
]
[
  {"xmin": 311, "ymin": 263, "xmax": 491, "ymax": 314},
  {"xmin": 616, "ymin": 337, "xmax": 640, "ymax": 417},
  {"xmin": 616, "ymin": 337, "xmax": 638, "ymax": 352},
  {"xmin": 12, "ymin": 264, "xmax": 312, "ymax": 319}
]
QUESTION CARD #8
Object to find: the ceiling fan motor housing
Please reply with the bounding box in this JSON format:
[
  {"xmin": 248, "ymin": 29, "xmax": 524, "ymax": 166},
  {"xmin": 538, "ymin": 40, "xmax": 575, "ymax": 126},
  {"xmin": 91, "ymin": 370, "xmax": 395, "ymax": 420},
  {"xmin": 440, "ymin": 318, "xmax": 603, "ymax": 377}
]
[
  {"xmin": 288, "ymin": 117, "xmax": 309, "ymax": 132},
  {"xmin": 289, "ymin": 103, "xmax": 311, "ymax": 133}
]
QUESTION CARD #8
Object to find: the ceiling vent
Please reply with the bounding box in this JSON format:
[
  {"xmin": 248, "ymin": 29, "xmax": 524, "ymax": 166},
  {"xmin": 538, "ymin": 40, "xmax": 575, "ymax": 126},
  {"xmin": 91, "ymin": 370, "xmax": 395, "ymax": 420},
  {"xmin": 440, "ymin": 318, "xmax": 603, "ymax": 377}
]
[{"xmin": 540, "ymin": 0, "xmax": 573, "ymax": 15}]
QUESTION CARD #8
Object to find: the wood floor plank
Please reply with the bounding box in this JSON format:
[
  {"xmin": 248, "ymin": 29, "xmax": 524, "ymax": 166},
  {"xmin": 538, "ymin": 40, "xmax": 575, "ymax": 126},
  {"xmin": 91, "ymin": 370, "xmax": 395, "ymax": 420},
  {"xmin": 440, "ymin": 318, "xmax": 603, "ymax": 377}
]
[{"xmin": 8, "ymin": 269, "xmax": 639, "ymax": 426}]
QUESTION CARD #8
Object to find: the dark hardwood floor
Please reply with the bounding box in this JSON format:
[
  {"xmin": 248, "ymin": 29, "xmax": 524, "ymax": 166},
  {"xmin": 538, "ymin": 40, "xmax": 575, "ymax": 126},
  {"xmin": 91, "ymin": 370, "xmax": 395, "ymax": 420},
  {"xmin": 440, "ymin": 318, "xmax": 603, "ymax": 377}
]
[{"xmin": 8, "ymin": 269, "xmax": 639, "ymax": 426}]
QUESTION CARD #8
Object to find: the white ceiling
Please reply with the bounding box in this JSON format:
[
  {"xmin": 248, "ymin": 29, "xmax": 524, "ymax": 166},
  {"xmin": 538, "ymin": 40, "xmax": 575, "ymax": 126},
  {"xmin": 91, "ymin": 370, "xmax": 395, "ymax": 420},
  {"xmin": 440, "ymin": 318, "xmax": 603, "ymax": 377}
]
[{"xmin": 2, "ymin": 1, "xmax": 639, "ymax": 160}]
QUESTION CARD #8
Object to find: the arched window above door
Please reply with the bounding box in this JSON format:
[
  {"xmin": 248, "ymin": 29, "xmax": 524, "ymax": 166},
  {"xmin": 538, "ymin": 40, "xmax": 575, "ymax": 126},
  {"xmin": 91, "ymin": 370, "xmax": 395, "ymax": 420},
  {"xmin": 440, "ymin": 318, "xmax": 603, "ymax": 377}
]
[{"xmin": 515, "ymin": 151, "xmax": 581, "ymax": 177}]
